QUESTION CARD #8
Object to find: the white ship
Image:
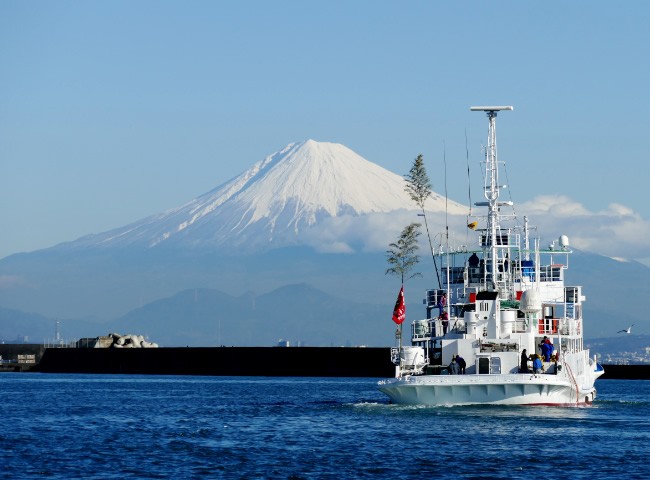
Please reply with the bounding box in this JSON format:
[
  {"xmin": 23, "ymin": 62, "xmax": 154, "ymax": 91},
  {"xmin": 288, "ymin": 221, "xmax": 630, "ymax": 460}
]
[{"xmin": 378, "ymin": 106, "xmax": 604, "ymax": 406}]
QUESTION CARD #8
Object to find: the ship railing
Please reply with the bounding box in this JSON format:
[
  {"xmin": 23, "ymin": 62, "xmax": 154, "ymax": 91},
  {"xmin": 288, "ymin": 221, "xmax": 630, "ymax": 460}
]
[
  {"xmin": 411, "ymin": 317, "xmax": 468, "ymax": 340},
  {"xmin": 425, "ymin": 289, "xmax": 446, "ymax": 309},
  {"xmin": 538, "ymin": 318, "xmax": 560, "ymax": 335},
  {"xmin": 43, "ymin": 339, "xmax": 75, "ymax": 348},
  {"xmin": 412, "ymin": 319, "xmax": 432, "ymax": 341},
  {"xmin": 411, "ymin": 318, "xmax": 446, "ymax": 340},
  {"xmin": 513, "ymin": 319, "xmax": 527, "ymax": 333},
  {"xmin": 390, "ymin": 347, "xmax": 400, "ymax": 365},
  {"xmin": 450, "ymin": 318, "xmax": 467, "ymax": 334},
  {"xmin": 539, "ymin": 318, "xmax": 582, "ymax": 336},
  {"xmin": 511, "ymin": 317, "xmax": 582, "ymax": 336}
]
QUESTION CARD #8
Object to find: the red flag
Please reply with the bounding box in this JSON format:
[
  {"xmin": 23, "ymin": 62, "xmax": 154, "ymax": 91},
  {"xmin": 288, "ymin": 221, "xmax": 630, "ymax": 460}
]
[{"xmin": 392, "ymin": 286, "xmax": 406, "ymax": 325}]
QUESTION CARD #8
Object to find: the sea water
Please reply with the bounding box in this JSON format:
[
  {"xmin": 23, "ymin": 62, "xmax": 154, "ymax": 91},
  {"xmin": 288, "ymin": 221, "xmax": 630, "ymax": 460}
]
[{"xmin": 0, "ymin": 374, "xmax": 648, "ymax": 479}]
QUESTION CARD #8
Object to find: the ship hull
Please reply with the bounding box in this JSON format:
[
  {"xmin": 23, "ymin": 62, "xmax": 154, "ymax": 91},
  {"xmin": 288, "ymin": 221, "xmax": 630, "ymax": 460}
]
[{"xmin": 378, "ymin": 374, "xmax": 597, "ymax": 406}]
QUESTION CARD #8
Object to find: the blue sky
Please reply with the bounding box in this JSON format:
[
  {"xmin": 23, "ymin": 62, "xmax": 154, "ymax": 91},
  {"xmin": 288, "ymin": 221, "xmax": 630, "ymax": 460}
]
[{"xmin": 1, "ymin": 1, "xmax": 649, "ymax": 263}]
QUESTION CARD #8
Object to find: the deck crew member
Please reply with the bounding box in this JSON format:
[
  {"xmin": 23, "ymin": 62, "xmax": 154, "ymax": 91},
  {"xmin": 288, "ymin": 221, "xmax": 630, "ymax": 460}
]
[
  {"xmin": 441, "ymin": 311, "xmax": 449, "ymax": 335},
  {"xmin": 456, "ymin": 355, "xmax": 466, "ymax": 374},
  {"xmin": 533, "ymin": 355, "xmax": 543, "ymax": 374},
  {"xmin": 520, "ymin": 349, "xmax": 529, "ymax": 373},
  {"xmin": 448, "ymin": 355, "xmax": 460, "ymax": 375}
]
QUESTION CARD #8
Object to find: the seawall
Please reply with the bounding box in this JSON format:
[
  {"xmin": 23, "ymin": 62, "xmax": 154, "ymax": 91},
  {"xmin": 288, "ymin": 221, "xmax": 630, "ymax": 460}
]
[
  {"xmin": 36, "ymin": 347, "xmax": 396, "ymax": 377},
  {"xmin": 2, "ymin": 345, "xmax": 648, "ymax": 378},
  {"xmin": 0, "ymin": 344, "xmax": 45, "ymax": 372},
  {"xmin": 596, "ymin": 364, "xmax": 650, "ymax": 380}
]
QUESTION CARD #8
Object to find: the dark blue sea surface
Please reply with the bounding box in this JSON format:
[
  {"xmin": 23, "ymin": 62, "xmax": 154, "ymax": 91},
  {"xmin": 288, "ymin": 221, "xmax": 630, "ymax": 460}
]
[{"xmin": 0, "ymin": 374, "xmax": 648, "ymax": 479}]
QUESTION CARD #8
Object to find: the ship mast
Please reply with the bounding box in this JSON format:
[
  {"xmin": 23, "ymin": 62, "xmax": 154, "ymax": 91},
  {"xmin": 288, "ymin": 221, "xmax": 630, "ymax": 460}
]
[{"xmin": 470, "ymin": 106, "xmax": 513, "ymax": 292}]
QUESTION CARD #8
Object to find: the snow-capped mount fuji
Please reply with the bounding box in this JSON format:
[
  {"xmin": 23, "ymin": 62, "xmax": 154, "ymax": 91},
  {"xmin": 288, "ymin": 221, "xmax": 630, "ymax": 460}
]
[{"xmin": 65, "ymin": 140, "xmax": 465, "ymax": 253}]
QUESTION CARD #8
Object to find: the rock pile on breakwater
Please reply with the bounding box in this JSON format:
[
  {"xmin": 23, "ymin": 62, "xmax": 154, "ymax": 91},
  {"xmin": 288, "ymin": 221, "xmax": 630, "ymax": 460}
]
[
  {"xmin": 111, "ymin": 333, "xmax": 158, "ymax": 348},
  {"xmin": 79, "ymin": 333, "xmax": 159, "ymax": 348}
]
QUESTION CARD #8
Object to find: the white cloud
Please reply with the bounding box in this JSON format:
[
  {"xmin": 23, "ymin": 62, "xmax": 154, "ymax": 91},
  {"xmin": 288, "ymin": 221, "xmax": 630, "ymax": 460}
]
[
  {"xmin": 301, "ymin": 210, "xmax": 418, "ymax": 253},
  {"xmin": 518, "ymin": 196, "xmax": 650, "ymax": 260},
  {"xmin": 301, "ymin": 209, "xmax": 477, "ymax": 256},
  {"xmin": 299, "ymin": 196, "xmax": 650, "ymax": 263}
]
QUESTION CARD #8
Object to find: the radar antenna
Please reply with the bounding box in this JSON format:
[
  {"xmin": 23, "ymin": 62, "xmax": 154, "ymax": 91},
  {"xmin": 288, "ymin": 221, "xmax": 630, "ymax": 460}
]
[{"xmin": 470, "ymin": 106, "xmax": 513, "ymax": 292}]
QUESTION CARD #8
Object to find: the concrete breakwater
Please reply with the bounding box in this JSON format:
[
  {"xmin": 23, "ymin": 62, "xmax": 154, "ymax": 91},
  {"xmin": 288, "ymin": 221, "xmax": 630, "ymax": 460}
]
[
  {"xmin": 36, "ymin": 346, "xmax": 396, "ymax": 377},
  {"xmin": 2, "ymin": 345, "xmax": 649, "ymax": 378},
  {"xmin": 0, "ymin": 344, "xmax": 44, "ymax": 372}
]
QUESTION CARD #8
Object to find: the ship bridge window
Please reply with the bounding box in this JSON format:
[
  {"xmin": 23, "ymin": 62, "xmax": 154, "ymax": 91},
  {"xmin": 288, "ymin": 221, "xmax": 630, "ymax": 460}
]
[
  {"xmin": 565, "ymin": 287, "xmax": 580, "ymax": 303},
  {"xmin": 468, "ymin": 267, "xmax": 481, "ymax": 283},
  {"xmin": 539, "ymin": 265, "xmax": 563, "ymax": 282},
  {"xmin": 480, "ymin": 234, "xmax": 511, "ymax": 246},
  {"xmin": 426, "ymin": 289, "xmax": 446, "ymax": 307},
  {"xmin": 442, "ymin": 267, "xmax": 465, "ymax": 285}
]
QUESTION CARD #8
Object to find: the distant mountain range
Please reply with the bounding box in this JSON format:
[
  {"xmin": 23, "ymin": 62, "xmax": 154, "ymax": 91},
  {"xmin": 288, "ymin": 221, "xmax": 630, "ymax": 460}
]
[
  {"xmin": 2, "ymin": 280, "xmax": 647, "ymax": 357},
  {"xmin": 0, "ymin": 140, "xmax": 648, "ymax": 346},
  {"xmin": 1, "ymin": 283, "xmax": 390, "ymax": 347}
]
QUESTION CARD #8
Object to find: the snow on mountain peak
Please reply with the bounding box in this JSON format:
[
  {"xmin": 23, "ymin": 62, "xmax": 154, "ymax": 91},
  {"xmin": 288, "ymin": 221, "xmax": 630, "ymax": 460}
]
[
  {"xmin": 67, "ymin": 140, "xmax": 465, "ymax": 252},
  {"xmin": 238, "ymin": 139, "xmax": 411, "ymax": 218}
]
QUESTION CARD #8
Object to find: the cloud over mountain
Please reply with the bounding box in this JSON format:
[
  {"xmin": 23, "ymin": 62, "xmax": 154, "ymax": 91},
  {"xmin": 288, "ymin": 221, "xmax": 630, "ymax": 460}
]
[{"xmin": 518, "ymin": 195, "xmax": 650, "ymax": 261}]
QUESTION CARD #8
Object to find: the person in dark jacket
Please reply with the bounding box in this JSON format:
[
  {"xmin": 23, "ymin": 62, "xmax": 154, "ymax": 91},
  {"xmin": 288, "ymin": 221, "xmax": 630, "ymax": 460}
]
[
  {"xmin": 456, "ymin": 355, "xmax": 466, "ymax": 374},
  {"xmin": 542, "ymin": 343, "xmax": 551, "ymax": 362},
  {"xmin": 545, "ymin": 339, "xmax": 554, "ymax": 362},
  {"xmin": 541, "ymin": 341, "xmax": 550, "ymax": 362},
  {"xmin": 520, "ymin": 349, "xmax": 530, "ymax": 373}
]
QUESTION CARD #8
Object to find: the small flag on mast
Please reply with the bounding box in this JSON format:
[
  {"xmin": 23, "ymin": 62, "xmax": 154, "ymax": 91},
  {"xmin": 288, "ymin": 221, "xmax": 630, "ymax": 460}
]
[{"xmin": 392, "ymin": 286, "xmax": 406, "ymax": 325}]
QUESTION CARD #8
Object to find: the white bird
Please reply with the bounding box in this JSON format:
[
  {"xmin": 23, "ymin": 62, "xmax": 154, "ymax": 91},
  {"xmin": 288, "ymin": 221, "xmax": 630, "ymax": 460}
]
[{"xmin": 617, "ymin": 324, "xmax": 634, "ymax": 334}]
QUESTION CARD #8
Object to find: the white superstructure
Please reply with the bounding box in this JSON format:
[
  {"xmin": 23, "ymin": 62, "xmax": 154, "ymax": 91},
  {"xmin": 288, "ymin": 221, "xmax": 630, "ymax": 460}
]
[{"xmin": 378, "ymin": 106, "xmax": 604, "ymax": 406}]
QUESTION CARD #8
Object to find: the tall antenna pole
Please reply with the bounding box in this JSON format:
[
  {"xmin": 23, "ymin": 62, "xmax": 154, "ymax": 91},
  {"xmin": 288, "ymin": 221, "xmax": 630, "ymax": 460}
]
[
  {"xmin": 470, "ymin": 106, "xmax": 513, "ymax": 292},
  {"xmin": 524, "ymin": 215, "xmax": 530, "ymax": 261},
  {"xmin": 443, "ymin": 142, "xmax": 450, "ymax": 316}
]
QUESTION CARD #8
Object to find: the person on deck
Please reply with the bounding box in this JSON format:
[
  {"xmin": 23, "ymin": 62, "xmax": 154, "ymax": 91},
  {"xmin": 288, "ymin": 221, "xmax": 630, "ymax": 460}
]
[
  {"xmin": 437, "ymin": 293, "xmax": 447, "ymax": 315},
  {"xmin": 542, "ymin": 343, "xmax": 550, "ymax": 362},
  {"xmin": 520, "ymin": 349, "xmax": 530, "ymax": 373},
  {"xmin": 541, "ymin": 341, "xmax": 550, "ymax": 362},
  {"xmin": 533, "ymin": 355, "xmax": 543, "ymax": 374},
  {"xmin": 448, "ymin": 355, "xmax": 460, "ymax": 375},
  {"xmin": 545, "ymin": 339, "xmax": 554, "ymax": 362},
  {"xmin": 539, "ymin": 336, "xmax": 549, "ymax": 357},
  {"xmin": 441, "ymin": 311, "xmax": 449, "ymax": 335},
  {"xmin": 456, "ymin": 355, "xmax": 466, "ymax": 374}
]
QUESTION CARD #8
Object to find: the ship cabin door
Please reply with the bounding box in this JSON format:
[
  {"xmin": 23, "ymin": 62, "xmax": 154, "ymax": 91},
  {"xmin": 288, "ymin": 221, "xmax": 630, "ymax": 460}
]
[{"xmin": 477, "ymin": 355, "xmax": 502, "ymax": 374}]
